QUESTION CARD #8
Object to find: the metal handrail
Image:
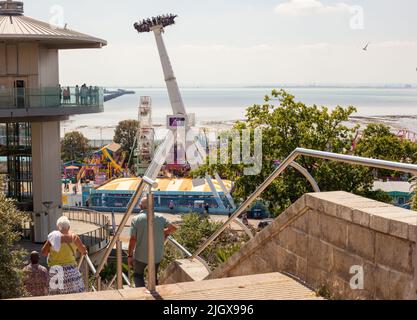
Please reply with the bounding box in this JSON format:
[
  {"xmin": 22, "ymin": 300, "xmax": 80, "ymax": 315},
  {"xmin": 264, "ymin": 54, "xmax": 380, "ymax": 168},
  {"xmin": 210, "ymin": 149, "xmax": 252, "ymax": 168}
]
[
  {"xmin": 77, "ymin": 254, "xmax": 97, "ymax": 292},
  {"xmin": 63, "ymin": 209, "xmax": 111, "ymax": 252},
  {"xmin": 167, "ymin": 236, "xmax": 193, "ymax": 258},
  {"xmin": 64, "ymin": 208, "xmax": 111, "ymax": 227},
  {"xmin": 289, "ymin": 161, "xmax": 321, "ymax": 193},
  {"xmin": 192, "ymin": 148, "xmax": 417, "ymax": 259},
  {"xmin": 233, "ymin": 218, "xmax": 255, "ymax": 240},
  {"xmin": 94, "ymin": 134, "xmax": 174, "ymax": 286},
  {"xmin": 94, "ymin": 179, "xmax": 147, "ymax": 279},
  {"xmin": 85, "ymin": 254, "xmax": 97, "ymax": 275},
  {"xmin": 122, "ymin": 272, "xmax": 131, "ymax": 287}
]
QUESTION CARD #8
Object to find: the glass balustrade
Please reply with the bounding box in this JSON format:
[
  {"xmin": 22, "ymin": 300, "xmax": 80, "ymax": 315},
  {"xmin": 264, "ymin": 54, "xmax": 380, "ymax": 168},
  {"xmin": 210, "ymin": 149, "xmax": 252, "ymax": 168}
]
[{"xmin": 0, "ymin": 86, "xmax": 104, "ymax": 109}]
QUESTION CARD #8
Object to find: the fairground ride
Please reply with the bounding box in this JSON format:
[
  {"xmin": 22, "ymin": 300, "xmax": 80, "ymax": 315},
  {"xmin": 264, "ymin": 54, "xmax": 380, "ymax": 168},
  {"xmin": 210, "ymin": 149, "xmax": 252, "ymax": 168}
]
[{"xmin": 133, "ymin": 14, "xmax": 235, "ymax": 210}]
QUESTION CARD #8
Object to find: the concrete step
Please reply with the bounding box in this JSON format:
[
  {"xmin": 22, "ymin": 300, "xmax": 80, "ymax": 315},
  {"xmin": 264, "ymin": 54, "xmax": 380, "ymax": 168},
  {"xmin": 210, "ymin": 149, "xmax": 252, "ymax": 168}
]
[{"xmin": 21, "ymin": 272, "xmax": 323, "ymax": 300}]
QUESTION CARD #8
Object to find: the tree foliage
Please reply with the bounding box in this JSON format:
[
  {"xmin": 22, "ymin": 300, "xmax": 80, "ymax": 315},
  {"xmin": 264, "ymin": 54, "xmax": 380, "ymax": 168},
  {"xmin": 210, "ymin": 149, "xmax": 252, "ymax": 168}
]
[
  {"xmin": 355, "ymin": 123, "xmax": 417, "ymax": 179},
  {"xmin": 61, "ymin": 131, "xmax": 90, "ymax": 162},
  {"xmin": 192, "ymin": 89, "xmax": 391, "ymax": 216},
  {"xmin": 114, "ymin": 120, "xmax": 138, "ymax": 154},
  {"xmin": 0, "ymin": 194, "xmax": 29, "ymax": 299}
]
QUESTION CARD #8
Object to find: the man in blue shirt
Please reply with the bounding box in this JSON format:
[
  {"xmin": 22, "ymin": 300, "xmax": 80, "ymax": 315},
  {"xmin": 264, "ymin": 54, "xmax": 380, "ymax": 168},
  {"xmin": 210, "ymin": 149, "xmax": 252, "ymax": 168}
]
[{"xmin": 128, "ymin": 197, "xmax": 177, "ymax": 288}]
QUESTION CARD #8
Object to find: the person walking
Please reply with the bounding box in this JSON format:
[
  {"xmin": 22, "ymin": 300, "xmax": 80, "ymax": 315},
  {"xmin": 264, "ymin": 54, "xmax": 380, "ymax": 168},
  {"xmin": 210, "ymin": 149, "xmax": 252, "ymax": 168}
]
[
  {"xmin": 204, "ymin": 202, "xmax": 210, "ymax": 216},
  {"xmin": 242, "ymin": 213, "xmax": 249, "ymax": 227},
  {"xmin": 168, "ymin": 200, "xmax": 175, "ymax": 212},
  {"xmin": 22, "ymin": 251, "xmax": 49, "ymax": 297},
  {"xmin": 41, "ymin": 216, "xmax": 87, "ymax": 296},
  {"xmin": 128, "ymin": 197, "xmax": 177, "ymax": 288},
  {"xmin": 58, "ymin": 84, "xmax": 62, "ymax": 104},
  {"xmin": 93, "ymin": 86, "xmax": 99, "ymax": 105}
]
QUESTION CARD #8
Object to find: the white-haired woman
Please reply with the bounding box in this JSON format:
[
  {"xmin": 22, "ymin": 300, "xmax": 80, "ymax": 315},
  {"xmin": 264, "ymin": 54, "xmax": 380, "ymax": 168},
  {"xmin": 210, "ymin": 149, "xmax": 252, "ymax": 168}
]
[{"xmin": 41, "ymin": 216, "xmax": 87, "ymax": 295}]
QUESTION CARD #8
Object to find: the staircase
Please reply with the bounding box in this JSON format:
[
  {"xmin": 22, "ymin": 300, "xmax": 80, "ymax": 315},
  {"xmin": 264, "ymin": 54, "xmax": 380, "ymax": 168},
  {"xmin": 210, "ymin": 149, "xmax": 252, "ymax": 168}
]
[{"xmin": 21, "ymin": 273, "xmax": 321, "ymax": 300}]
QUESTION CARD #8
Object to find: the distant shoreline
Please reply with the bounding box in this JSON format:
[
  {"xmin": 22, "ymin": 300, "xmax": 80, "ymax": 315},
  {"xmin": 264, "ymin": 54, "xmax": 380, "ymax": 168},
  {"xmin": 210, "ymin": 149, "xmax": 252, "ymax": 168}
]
[
  {"xmin": 68, "ymin": 115, "xmax": 417, "ymax": 141},
  {"xmin": 104, "ymin": 85, "xmax": 417, "ymax": 90}
]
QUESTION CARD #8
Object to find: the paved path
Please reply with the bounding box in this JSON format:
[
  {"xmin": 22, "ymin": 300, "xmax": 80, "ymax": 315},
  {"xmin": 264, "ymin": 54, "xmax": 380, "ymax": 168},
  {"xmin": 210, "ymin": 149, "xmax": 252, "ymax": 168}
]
[
  {"xmin": 21, "ymin": 272, "xmax": 323, "ymax": 301},
  {"xmin": 70, "ymin": 221, "xmax": 100, "ymax": 234}
]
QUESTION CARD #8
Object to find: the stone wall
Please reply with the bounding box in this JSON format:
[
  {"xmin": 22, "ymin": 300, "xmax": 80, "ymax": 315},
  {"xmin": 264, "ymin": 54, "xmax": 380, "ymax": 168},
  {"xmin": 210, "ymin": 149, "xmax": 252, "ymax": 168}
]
[{"xmin": 208, "ymin": 192, "xmax": 417, "ymax": 300}]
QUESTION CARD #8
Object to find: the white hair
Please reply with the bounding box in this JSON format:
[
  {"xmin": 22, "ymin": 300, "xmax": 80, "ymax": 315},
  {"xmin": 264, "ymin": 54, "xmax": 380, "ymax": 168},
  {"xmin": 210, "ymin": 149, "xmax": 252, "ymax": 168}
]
[{"xmin": 57, "ymin": 216, "xmax": 71, "ymax": 232}]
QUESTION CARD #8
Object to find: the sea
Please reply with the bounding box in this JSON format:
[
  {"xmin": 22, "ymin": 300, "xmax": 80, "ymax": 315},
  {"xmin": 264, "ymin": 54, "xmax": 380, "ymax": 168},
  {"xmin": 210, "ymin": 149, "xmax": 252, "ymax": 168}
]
[{"xmin": 62, "ymin": 87, "xmax": 417, "ymax": 140}]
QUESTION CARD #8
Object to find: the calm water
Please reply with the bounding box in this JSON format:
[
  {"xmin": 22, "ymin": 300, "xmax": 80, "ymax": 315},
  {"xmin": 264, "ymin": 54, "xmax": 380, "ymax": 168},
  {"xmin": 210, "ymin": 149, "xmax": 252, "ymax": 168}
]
[{"xmin": 63, "ymin": 87, "xmax": 417, "ymax": 139}]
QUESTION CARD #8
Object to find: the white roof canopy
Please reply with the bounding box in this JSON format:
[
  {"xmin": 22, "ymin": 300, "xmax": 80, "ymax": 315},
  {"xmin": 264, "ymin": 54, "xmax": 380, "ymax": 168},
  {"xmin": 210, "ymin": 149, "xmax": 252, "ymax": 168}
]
[{"xmin": 0, "ymin": 1, "xmax": 107, "ymax": 49}]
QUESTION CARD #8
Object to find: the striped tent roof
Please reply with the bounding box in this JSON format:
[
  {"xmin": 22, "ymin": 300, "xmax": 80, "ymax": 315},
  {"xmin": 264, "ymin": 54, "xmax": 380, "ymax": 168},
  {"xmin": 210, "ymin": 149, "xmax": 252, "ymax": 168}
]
[{"xmin": 97, "ymin": 178, "xmax": 233, "ymax": 194}]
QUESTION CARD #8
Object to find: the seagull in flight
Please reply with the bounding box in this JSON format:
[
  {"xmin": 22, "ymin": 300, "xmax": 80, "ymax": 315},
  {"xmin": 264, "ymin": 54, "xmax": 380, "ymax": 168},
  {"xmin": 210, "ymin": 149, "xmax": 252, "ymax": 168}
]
[{"xmin": 362, "ymin": 42, "xmax": 370, "ymax": 51}]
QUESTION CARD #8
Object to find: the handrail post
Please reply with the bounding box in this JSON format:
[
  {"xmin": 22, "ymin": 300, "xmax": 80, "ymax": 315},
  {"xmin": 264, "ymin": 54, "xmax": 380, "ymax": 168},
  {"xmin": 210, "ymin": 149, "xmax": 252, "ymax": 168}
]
[
  {"xmin": 116, "ymin": 239, "xmax": 123, "ymax": 290},
  {"xmin": 97, "ymin": 277, "xmax": 101, "ymax": 291},
  {"xmin": 147, "ymin": 192, "xmax": 156, "ymax": 293},
  {"xmin": 414, "ymin": 227, "xmax": 417, "ymax": 298},
  {"xmin": 83, "ymin": 259, "xmax": 89, "ymax": 292},
  {"xmin": 128, "ymin": 266, "xmax": 132, "ymax": 288}
]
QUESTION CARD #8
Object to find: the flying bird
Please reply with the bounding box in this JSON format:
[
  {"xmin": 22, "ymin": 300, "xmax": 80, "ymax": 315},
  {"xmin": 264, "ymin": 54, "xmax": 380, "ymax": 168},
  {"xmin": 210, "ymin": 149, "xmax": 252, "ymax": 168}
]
[{"xmin": 362, "ymin": 42, "xmax": 370, "ymax": 51}]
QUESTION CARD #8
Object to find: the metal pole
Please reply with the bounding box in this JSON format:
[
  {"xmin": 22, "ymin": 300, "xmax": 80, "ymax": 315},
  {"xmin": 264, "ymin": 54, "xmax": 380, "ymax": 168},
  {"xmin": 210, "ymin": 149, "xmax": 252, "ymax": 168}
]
[
  {"xmin": 116, "ymin": 239, "xmax": 123, "ymax": 290},
  {"xmin": 147, "ymin": 193, "xmax": 156, "ymax": 292},
  {"xmin": 95, "ymin": 179, "xmax": 147, "ymax": 281},
  {"xmin": 83, "ymin": 259, "xmax": 89, "ymax": 292},
  {"xmin": 414, "ymin": 223, "xmax": 417, "ymax": 297},
  {"xmin": 128, "ymin": 264, "xmax": 133, "ymax": 288}
]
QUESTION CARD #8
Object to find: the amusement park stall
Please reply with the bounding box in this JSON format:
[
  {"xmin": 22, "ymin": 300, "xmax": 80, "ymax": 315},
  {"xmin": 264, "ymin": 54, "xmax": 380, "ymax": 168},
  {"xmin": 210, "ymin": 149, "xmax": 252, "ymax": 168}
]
[{"xmin": 86, "ymin": 177, "xmax": 235, "ymax": 215}]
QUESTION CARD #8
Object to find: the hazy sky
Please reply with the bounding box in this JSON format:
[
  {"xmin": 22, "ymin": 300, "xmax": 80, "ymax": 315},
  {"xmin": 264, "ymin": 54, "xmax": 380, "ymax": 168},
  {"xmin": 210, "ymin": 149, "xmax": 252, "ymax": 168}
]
[{"xmin": 25, "ymin": 0, "xmax": 417, "ymax": 86}]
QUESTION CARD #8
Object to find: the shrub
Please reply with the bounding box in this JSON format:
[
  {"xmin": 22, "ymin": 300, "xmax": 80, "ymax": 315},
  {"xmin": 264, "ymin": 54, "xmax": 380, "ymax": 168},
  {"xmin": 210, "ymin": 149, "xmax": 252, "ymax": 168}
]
[{"xmin": 0, "ymin": 194, "xmax": 29, "ymax": 299}]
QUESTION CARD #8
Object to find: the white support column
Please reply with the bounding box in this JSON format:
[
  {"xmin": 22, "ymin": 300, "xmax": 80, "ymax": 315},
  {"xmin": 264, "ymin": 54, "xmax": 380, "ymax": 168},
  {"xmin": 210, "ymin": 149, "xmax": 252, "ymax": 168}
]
[
  {"xmin": 206, "ymin": 174, "xmax": 226, "ymax": 210},
  {"xmin": 215, "ymin": 172, "xmax": 236, "ymax": 209},
  {"xmin": 31, "ymin": 121, "xmax": 62, "ymax": 243},
  {"xmin": 153, "ymin": 27, "xmax": 186, "ymax": 116}
]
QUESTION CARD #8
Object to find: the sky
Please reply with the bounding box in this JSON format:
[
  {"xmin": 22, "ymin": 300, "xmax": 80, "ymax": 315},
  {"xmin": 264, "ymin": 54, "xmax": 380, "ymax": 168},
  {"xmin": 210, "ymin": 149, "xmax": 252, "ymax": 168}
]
[{"xmin": 24, "ymin": 0, "xmax": 417, "ymax": 87}]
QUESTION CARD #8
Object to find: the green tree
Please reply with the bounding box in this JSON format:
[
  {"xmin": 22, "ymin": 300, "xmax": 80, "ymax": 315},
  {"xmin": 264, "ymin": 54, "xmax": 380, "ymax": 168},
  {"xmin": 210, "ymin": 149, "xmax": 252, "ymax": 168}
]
[
  {"xmin": 355, "ymin": 123, "xmax": 417, "ymax": 180},
  {"xmin": 192, "ymin": 89, "xmax": 385, "ymax": 216},
  {"xmin": 114, "ymin": 120, "xmax": 138, "ymax": 154},
  {"xmin": 0, "ymin": 194, "xmax": 29, "ymax": 299},
  {"xmin": 61, "ymin": 131, "xmax": 90, "ymax": 162}
]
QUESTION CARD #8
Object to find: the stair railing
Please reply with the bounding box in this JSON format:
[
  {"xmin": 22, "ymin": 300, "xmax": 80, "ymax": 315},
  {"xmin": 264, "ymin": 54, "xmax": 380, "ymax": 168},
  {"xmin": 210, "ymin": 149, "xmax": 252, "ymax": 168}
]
[{"xmin": 192, "ymin": 148, "xmax": 417, "ymax": 260}]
